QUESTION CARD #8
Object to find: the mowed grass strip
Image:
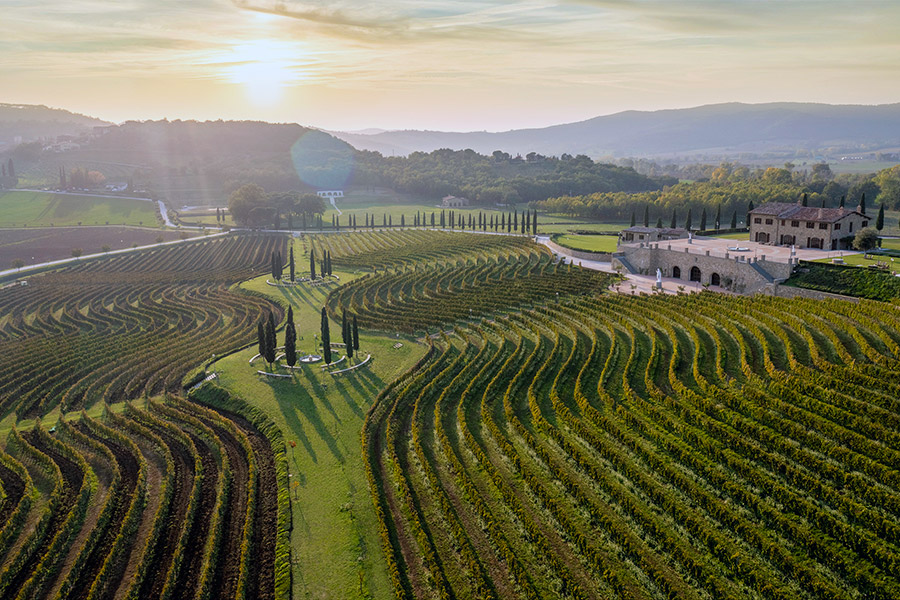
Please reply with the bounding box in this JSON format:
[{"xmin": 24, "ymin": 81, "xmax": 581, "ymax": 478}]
[
  {"xmin": 211, "ymin": 243, "xmax": 427, "ymax": 600},
  {"xmin": 0, "ymin": 191, "xmax": 158, "ymax": 228},
  {"xmin": 552, "ymin": 233, "xmax": 619, "ymax": 253}
]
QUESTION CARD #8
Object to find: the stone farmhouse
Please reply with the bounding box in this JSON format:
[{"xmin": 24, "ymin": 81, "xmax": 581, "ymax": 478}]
[
  {"xmin": 749, "ymin": 201, "xmax": 869, "ymax": 250},
  {"xmin": 441, "ymin": 195, "xmax": 470, "ymax": 208},
  {"xmin": 619, "ymin": 226, "xmax": 689, "ymax": 245}
]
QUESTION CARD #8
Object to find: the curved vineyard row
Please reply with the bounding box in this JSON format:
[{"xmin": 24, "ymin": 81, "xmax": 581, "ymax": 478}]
[
  {"xmin": 309, "ymin": 230, "xmax": 538, "ymax": 270},
  {"xmin": 0, "ymin": 234, "xmax": 287, "ymax": 418},
  {"xmin": 327, "ymin": 250, "xmax": 617, "ymax": 333},
  {"xmin": 366, "ymin": 291, "xmax": 900, "ymax": 599},
  {"xmin": 0, "ymin": 396, "xmax": 282, "ymax": 600}
]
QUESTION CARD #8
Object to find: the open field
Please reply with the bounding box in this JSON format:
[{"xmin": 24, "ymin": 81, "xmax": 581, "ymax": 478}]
[
  {"xmin": 0, "ymin": 226, "xmax": 202, "ymax": 269},
  {"xmin": 0, "ymin": 190, "xmax": 159, "ymax": 228},
  {"xmin": 552, "ymin": 233, "xmax": 619, "ymax": 253}
]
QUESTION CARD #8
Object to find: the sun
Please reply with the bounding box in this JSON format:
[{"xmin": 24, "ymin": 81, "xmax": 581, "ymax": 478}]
[{"xmin": 222, "ymin": 40, "xmax": 300, "ymax": 106}]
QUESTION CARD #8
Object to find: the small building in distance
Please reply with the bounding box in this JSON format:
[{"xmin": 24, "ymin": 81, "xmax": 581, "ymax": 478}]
[
  {"xmin": 441, "ymin": 195, "xmax": 470, "ymax": 208},
  {"xmin": 749, "ymin": 201, "xmax": 869, "ymax": 250},
  {"xmin": 317, "ymin": 190, "xmax": 344, "ymax": 199},
  {"xmin": 618, "ymin": 226, "xmax": 689, "ymax": 245}
]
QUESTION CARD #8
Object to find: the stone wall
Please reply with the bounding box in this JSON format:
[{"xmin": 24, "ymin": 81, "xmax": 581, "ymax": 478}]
[{"xmin": 614, "ymin": 243, "xmax": 794, "ymax": 295}]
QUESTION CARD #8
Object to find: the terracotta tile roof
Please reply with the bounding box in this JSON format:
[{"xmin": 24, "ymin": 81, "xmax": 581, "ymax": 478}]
[{"xmin": 749, "ymin": 202, "xmax": 866, "ymax": 224}]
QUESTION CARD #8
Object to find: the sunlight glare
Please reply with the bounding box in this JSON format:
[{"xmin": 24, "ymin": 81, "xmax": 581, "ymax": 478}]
[{"xmin": 222, "ymin": 40, "xmax": 302, "ymax": 106}]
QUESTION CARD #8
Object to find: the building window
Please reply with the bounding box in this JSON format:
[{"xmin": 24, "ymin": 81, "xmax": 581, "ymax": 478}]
[
  {"xmin": 781, "ymin": 220, "xmax": 785, "ymax": 226},
  {"xmin": 791, "ymin": 220, "xmax": 800, "ymax": 227},
  {"xmin": 834, "ymin": 223, "xmax": 841, "ymax": 230},
  {"xmin": 806, "ymin": 222, "xmax": 815, "ymax": 228},
  {"xmin": 863, "ymin": 221, "xmax": 869, "ymax": 227},
  {"xmin": 819, "ymin": 223, "xmax": 828, "ymax": 230},
  {"xmin": 766, "ymin": 219, "xmax": 773, "ymax": 225},
  {"xmin": 754, "ymin": 217, "xmax": 762, "ymax": 224},
  {"xmin": 849, "ymin": 223, "xmax": 854, "ymax": 232}
]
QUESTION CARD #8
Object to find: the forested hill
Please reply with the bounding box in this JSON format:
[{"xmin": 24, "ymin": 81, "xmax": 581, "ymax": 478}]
[
  {"xmin": 353, "ymin": 149, "xmax": 672, "ymax": 204},
  {"xmin": 333, "ymin": 102, "xmax": 900, "ymax": 159},
  {"xmin": 0, "ymin": 103, "xmax": 109, "ymax": 147}
]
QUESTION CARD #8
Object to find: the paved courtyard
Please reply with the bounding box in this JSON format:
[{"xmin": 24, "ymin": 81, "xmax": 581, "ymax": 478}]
[{"xmin": 622, "ymin": 236, "xmax": 858, "ymax": 264}]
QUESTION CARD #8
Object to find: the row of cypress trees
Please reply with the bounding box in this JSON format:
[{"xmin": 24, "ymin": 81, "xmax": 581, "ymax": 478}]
[
  {"xmin": 327, "ymin": 209, "xmax": 540, "ymax": 235},
  {"xmin": 256, "ymin": 292, "xmax": 361, "ymax": 369},
  {"xmin": 271, "ymin": 249, "xmax": 297, "ymax": 282},
  {"xmin": 319, "ymin": 307, "xmax": 359, "ymax": 365},
  {"xmin": 308, "ymin": 248, "xmax": 333, "ymax": 279}
]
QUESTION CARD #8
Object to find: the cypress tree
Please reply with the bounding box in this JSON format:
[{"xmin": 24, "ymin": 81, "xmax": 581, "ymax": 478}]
[
  {"xmin": 655, "ymin": 216, "xmax": 663, "ymax": 228},
  {"xmin": 501, "ymin": 213, "xmax": 506, "ymax": 231},
  {"xmin": 7, "ymin": 159, "xmax": 14, "ymax": 179},
  {"xmin": 277, "ymin": 251, "xmax": 284, "ymax": 280},
  {"xmin": 341, "ymin": 310, "xmax": 348, "ymax": 346},
  {"xmin": 630, "ymin": 211, "xmax": 636, "ymax": 227},
  {"xmin": 533, "ymin": 209, "xmax": 538, "ymax": 235},
  {"xmin": 289, "ymin": 246, "xmax": 295, "ymax": 282},
  {"xmin": 321, "ymin": 307, "xmax": 332, "ymax": 364},
  {"xmin": 310, "ymin": 247, "xmax": 316, "ymax": 279},
  {"xmin": 840, "ymin": 195, "xmax": 845, "ymax": 208},
  {"xmin": 257, "ymin": 321, "xmax": 266, "ymax": 358},
  {"xmin": 383, "ymin": 214, "xmax": 387, "ymax": 227},
  {"xmin": 730, "ymin": 210, "xmax": 737, "ymax": 229},
  {"xmin": 715, "ymin": 204, "xmax": 721, "ymax": 229},
  {"xmin": 401, "ymin": 214, "xmax": 405, "ymax": 228},
  {"xmin": 700, "ymin": 208, "xmax": 707, "ymax": 231},
  {"xmin": 271, "ymin": 251, "xmax": 278, "ymax": 280},
  {"xmin": 285, "ymin": 306, "xmax": 297, "ymax": 367},
  {"xmin": 302, "ymin": 213, "xmax": 307, "ymax": 229},
  {"xmin": 670, "ymin": 208, "xmax": 677, "ymax": 229},
  {"xmin": 748, "ymin": 200, "xmax": 755, "ymax": 213},
  {"xmin": 365, "ymin": 213, "xmax": 369, "ymax": 228},
  {"xmin": 431, "ymin": 212, "xmax": 435, "ymax": 227},
  {"xmin": 352, "ymin": 315, "xmax": 359, "ymax": 351},
  {"xmin": 643, "ymin": 205, "xmax": 649, "ymax": 227},
  {"xmin": 685, "ymin": 208, "xmax": 692, "ymax": 231},
  {"xmin": 264, "ymin": 312, "xmax": 277, "ymax": 366},
  {"xmin": 821, "ymin": 197, "xmax": 826, "ymax": 208},
  {"xmin": 860, "ymin": 192, "xmax": 867, "ymax": 214},
  {"xmin": 513, "ymin": 211, "xmax": 518, "ymax": 230},
  {"xmin": 389, "ymin": 215, "xmax": 392, "ymax": 227},
  {"xmin": 877, "ymin": 204, "xmax": 885, "ymax": 230},
  {"xmin": 801, "ymin": 193, "xmax": 808, "ymax": 207}
]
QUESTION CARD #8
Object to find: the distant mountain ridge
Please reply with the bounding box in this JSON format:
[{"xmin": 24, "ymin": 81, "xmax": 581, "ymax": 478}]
[{"xmin": 330, "ymin": 102, "xmax": 900, "ymax": 159}]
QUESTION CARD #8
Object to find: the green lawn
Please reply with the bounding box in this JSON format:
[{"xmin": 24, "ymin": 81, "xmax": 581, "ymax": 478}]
[
  {"xmin": 0, "ymin": 190, "xmax": 159, "ymax": 228},
  {"xmin": 811, "ymin": 251, "xmax": 897, "ymax": 272},
  {"xmin": 882, "ymin": 237, "xmax": 900, "ymax": 251},
  {"xmin": 708, "ymin": 231, "xmax": 750, "ymax": 240},
  {"xmin": 552, "ymin": 233, "xmax": 619, "ymax": 253},
  {"xmin": 210, "ymin": 241, "xmax": 426, "ymax": 600}
]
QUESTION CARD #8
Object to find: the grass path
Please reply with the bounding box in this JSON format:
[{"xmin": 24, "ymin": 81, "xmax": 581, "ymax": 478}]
[{"xmin": 211, "ymin": 239, "xmax": 427, "ymax": 600}]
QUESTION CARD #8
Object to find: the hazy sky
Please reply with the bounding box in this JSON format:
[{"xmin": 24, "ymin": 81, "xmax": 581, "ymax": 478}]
[{"xmin": 3, "ymin": 1, "xmax": 899, "ymax": 131}]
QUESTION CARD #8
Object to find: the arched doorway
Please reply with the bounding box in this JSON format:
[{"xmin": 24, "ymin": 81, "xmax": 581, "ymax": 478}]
[
  {"xmin": 755, "ymin": 231, "xmax": 769, "ymax": 243},
  {"xmin": 690, "ymin": 266, "xmax": 701, "ymax": 282},
  {"xmin": 711, "ymin": 272, "xmax": 721, "ymax": 286},
  {"xmin": 808, "ymin": 237, "xmax": 823, "ymax": 249},
  {"xmin": 780, "ymin": 234, "xmax": 795, "ymax": 245},
  {"xmin": 672, "ymin": 266, "xmax": 681, "ymax": 279}
]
